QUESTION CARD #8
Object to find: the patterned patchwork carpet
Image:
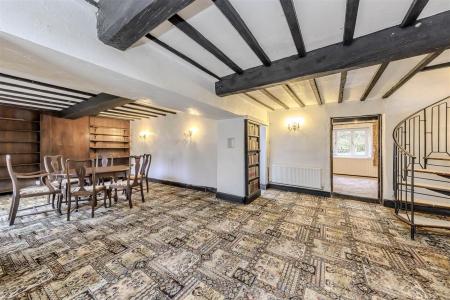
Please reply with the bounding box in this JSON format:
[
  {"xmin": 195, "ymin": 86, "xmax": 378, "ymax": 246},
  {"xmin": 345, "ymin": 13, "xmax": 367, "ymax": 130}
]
[{"xmin": 0, "ymin": 183, "xmax": 449, "ymax": 299}]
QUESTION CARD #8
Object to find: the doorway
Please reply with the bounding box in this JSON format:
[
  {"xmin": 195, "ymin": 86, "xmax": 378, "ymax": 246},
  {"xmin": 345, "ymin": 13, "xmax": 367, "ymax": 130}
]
[{"xmin": 330, "ymin": 115, "xmax": 382, "ymax": 202}]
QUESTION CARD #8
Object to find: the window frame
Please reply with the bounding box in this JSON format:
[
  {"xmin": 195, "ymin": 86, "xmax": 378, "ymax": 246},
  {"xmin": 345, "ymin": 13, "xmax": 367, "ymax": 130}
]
[{"xmin": 333, "ymin": 127, "xmax": 372, "ymax": 159}]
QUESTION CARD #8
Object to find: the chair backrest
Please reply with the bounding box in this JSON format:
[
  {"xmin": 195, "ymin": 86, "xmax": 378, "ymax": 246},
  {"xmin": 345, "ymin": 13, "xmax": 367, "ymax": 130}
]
[
  {"xmin": 44, "ymin": 155, "xmax": 64, "ymax": 181},
  {"xmin": 96, "ymin": 154, "xmax": 113, "ymax": 168},
  {"xmin": 145, "ymin": 154, "xmax": 152, "ymax": 177},
  {"xmin": 66, "ymin": 159, "xmax": 96, "ymax": 193},
  {"xmin": 5, "ymin": 155, "xmax": 18, "ymax": 194},
  {"xmin": 139, "ymin": 154, "xmax": 149, "ymax": 176},
  {"xmin": 129, "ymin": 155, "xmax": 143, "ymax": 185}
]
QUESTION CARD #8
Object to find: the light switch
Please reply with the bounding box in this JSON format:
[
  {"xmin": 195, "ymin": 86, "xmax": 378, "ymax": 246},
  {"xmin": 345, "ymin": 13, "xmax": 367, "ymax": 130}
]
[{"xmin": 227, "ymin": 137, "xmax": 235, "ymax": 148}]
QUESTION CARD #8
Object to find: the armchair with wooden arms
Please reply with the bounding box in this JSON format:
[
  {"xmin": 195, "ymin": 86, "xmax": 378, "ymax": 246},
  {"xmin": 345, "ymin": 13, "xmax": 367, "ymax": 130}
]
[{"xmin": 6, "ymin": 154, "xmax": 62, "ymax": 226}]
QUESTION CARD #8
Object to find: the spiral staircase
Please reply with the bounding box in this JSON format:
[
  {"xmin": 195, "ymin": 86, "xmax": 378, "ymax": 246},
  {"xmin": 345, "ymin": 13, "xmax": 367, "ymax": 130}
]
[{"xmin": 393, "ymin": 96, "xmax": 450, "ymax": 239}]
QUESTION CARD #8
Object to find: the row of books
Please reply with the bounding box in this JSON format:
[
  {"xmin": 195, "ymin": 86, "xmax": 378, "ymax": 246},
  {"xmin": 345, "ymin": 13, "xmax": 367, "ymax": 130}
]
[
  {"xmin": 248, "ymin": 137, "xmax": 259, "ymax": 151},
  {"xmin": 248, "ymin": 179, "xmax": 260, "ymax": 195},
  {"xmin": 248, "ymin": 152, "xmax": 259, "ymax": 165},
  {"xmin": 248, "ymin": 166, "xmax": 259, "ymax": 179},
  {"xmin": 247, "ymin": 122, "xmax": 259, "ymax": 136}
]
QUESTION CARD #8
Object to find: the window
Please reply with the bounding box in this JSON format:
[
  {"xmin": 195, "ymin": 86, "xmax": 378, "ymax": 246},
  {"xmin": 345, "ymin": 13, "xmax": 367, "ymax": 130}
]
[{"xmin": 333, "ymin": 127, "xmax": 372, "ymax": 158}]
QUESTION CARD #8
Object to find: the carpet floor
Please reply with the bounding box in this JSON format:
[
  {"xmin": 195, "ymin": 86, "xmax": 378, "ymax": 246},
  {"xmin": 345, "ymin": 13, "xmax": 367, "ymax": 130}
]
[{"xmin": 0, "ymin": 183, "xmax": 449, "ymax": 299}]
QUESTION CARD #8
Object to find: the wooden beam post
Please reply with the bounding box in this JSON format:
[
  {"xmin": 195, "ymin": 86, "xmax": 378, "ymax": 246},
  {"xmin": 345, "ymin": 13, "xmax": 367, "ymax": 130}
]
[
  {"xmin": 215, "ymin": 11, "xmax": 450, "ymax": 96},
  {"xmin": 283, "ymin": 84, "xmax": 305, "ymax": 107},
  {"xmin": 400, "ymin": 0, "xmax": 429, "ymax": 27},
  {"xmin": 338, "ymin": 71, "xmax": 347, "ymax": 103},
  {"xmin": 97, "ymin": 0, "xmax": 194, "ymax": 50},
  {"xmin": 244, "ymin": 93, "xmax": 275, "ymax": 111},
  {"xmin": 360, "ymin": 62, "xmax": 389, "ymax": 101},
  {"xmin": 261, "ymin": 89, "xmax": 289, "ymax": 109},
  {"xmin": 343, "ymin": 0, "xmax": 360, "ymax": 45},
  {"xmin": 309, "ymin": 79, "xmax": 323, "ymax": 105},
  {"xmin": 279, "ymin": 0, "xmax": 306, "ymax": 57}
]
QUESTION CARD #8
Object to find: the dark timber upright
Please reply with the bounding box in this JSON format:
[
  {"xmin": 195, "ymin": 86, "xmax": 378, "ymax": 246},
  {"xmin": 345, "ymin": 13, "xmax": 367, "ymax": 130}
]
[{"xmin": 245, "ymin": 120, "xmax": 261, "ymax": 203}]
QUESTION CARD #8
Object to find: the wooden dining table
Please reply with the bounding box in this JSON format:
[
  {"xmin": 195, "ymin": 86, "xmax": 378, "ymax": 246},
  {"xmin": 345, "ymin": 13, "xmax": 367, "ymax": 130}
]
[{"xmin": 54, "ymin": 165, "xmax": 130, "ymax": 178}]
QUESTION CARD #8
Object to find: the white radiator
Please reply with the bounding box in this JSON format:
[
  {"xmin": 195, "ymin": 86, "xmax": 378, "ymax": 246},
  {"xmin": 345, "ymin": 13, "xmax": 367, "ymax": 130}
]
[{"xmin": 270, "ymin": 165, "xmax": 322, "ymax": 189}]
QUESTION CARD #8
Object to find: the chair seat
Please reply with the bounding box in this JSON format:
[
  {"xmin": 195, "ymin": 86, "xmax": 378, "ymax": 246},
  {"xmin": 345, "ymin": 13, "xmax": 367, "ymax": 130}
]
[
  {"xmin": 105, "ymin": 180, "xmax": 128, "ymax": 189},
  {"xmin": 51, "ymin": 178, "xmax": 79, "ymax": 187},
  {"xmin": 70, "ymin": 185, "xmax": 106, "ymax": 193},
  {"xmin": 19, "ymin": 185, "xmax": 60, "ymax": 198}
]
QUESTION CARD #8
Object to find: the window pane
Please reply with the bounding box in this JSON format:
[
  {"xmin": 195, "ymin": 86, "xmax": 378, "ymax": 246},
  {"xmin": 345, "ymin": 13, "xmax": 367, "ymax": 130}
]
[
  {"xmin": 335, "ymin": 130, "xmax": 351, "ymax": 155},
  {"xmin": 353, "ymin": 130, "xmax": 367, "ymax": 155}
]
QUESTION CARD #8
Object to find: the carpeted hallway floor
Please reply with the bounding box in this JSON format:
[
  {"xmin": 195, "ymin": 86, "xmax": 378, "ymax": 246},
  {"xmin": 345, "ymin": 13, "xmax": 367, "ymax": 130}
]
[{"xmin": 0, "ymin": 183, "xmax": 449, "ymax": 299}]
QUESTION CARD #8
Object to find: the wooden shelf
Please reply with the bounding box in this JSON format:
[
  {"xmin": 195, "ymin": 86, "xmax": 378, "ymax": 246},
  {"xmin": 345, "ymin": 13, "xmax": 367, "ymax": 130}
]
[
  {"xmin": 248, "ymin": 135, "xmax": 260, "ymax": 138},
  {"xmin": 90, "ymin": 139, "xmax": 129, "ymax": 143},
  {"xmin": 0, "ymin": 152, "xmax": 40, "ymax": 155},
  {"xmin": 0, "ymin": 141, "xmax": 39, "ymax": 144},
  {"xmin": 90, "ymin": 146, "xmax": 129, "ymax": 149},
  {"xmin": 248, "ymin": 176, "xmax": 260, "ymax": 182},
  {"xmin": 90, "ymin": 125, "xmax": 128, "ymax": 130},
  {"xmin": 248, "ymin": 163, "xmax": 259, "ymax": 167},
  {"xmin": 90, "ymin": 133, "xmax": 129, "ymax": 137},
  {"xmin": 0, "ymin": 130, "xmax": 40, "ymax": 133}
]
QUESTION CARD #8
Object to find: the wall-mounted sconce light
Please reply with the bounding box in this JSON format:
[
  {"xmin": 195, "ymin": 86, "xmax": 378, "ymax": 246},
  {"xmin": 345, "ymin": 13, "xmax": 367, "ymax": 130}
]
[
  {"xmin": 286, "ymin": 117, "xmax": 305, "ymax": 132},
  {"xmin": 139, "ymin": 130, "xmax": 152, "ymax": 140},
  {"xmin": 184, "ymin": 127, "xmax": 198, "ymax": 142}
]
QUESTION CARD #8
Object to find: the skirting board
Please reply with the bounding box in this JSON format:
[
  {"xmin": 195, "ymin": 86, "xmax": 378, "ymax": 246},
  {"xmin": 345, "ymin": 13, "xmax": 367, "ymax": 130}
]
[
  {"xmin": 267, "ymin": 183, "xmax": 331, "ymax": 197},
  {"xmin": 216, "ymin": 190, "xmax": 260, "ymax": 205},
  {"xmin": 383, "ymin": 199, "xmax": 450, "ymax": 217},
  {"xmin": 148, "ymin": 178, "xmax": 216, "ymax": 193}
]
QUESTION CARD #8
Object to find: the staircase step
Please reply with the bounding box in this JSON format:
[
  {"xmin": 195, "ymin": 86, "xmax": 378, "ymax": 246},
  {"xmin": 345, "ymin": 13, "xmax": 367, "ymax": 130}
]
[
  {"xmin": 398, "ymin": 212, "xmax": 450, "ymax": 229},
  {"xmin": 425, "ymin": 156, "xmax": 450, "ymax": 162},
  {"xmin": 413, "ymin": 198, "xmax": 450, "ymax": 209},
  {"xmin": 414, "ymin": 168, "xmax": 450, "ymax": 178},
  {"xmin": 400, "ymin": 182, "xmax": 450, "ymax": 193}
]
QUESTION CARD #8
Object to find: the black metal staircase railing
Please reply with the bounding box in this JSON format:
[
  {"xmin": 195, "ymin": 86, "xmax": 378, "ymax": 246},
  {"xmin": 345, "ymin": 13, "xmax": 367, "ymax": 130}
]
[{"xmin": 393, "ymin": 96, "xmax": 450, "ymax": 239}]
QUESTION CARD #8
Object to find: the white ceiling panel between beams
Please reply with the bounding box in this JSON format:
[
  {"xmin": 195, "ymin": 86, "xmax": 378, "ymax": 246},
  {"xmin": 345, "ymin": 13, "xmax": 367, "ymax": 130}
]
[
  {"xmin": 152, "ymin": 21, "xmax": 234, "ymax": 77},
  {"xmin": 247, "ymin": 90, "xmax": 284, "ymax": 110},
  {"xmin": 229, "ymin": 0, "xmax": 297, "ymax": 61},
  {"xmin": 266, "ymin": 85, "xmax": 296, "ymax": 108},
  {"xmin": 419, "ymin": 0, "xmax": 450, "ymax": 18},
  {"xmin": 293, "ymin": 0, "xmax": 346, "ymax": 51},
  {"xmin": 346, "ymin": 65, "xmax": 380, "ymax": 101},
  {"xmin": 289, "ymin": 81, "xmax": 317, "ymax": 106},
  {"xmin": 177, "ymin": 0, "xmax": 262, "ymax": 70},
  {"xmin": 354, "ymin": 0, "xmax": 411, "ymax": 39},
  {"xmin": 315, "ymin": 73, "xmax": 341, "ymax": 104}
]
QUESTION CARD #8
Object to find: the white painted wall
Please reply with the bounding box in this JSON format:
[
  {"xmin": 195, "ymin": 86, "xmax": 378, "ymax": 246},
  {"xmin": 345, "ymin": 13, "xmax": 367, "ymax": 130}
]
[
  {"xmin": 130, "ymin": 113, "xmax": 218, "ymax": 188},
  {"xmin": 269, "ymin": 94, "xmax": 450, "ymax": 200},
  {"xmin": 216, "ymin": 118, "xmax": 245, "ymax": 197}
]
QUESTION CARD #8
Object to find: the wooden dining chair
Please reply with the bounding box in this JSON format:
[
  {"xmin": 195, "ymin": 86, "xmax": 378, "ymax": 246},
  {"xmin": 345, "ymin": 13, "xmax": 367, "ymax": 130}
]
[
  {"xmin": 65, "ymin": 159, "xmax": 107, "ymax": 221},
  {"xmin": 43, "ymin": 155, "xmax": 64, "ymax": 208},
  {"xmin": 107, "ymin": 155, "xmax": 145, "ymax": 208},
  {"xmin": 144, "ymin": 154, "xmax": 152, "ymax": 192},
  {"xmin": 96, "ymin": 154, "xmax": 114, "ymax": 167},
  {"xmin": 6, "ymin": 154, "xmax": 62, "ymax": 225}
]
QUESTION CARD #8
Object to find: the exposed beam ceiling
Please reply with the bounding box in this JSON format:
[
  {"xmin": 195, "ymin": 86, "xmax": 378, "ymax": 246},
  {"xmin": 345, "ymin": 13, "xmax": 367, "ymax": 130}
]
[
  {"xmin": 0, "ymin": 88, "xmax": 79, "ymax": 104},
  {"xmin": 279, "ymin": 0, "xmax": 306, "ymax": 57},
  {"xmin": 120, "ymin": 105, "xmax": 166, "ymax": 116},
  {"xmin": 215, "ymin": 11, "xmax": 450, "ymax": 96},
  {"xmin": 108, "ymin": 109, "xmax": 157, "ymax": 118},
  {"xmin": 0, "ymin": 81, "xmax": 88, "ymax": 101},
  {"xmin": 146, "ymin": 34, "xmax": 220, "ymax": 80},
  {"xmin": 213, "ymin": 0, "xmax": 270, "ymax": 66},
  {"xmin": 343, "ymin": 0, "xmax": 360, "ymax": 45},
  {"xmin": 127, "ymin": 102, "xmax": 177, "ymax": 114},
  {"xmin": 97, "ymin": 0, "xmax": 194, "ymax": 50},
  {"xmin": 0, "ymin": 93, "xmax": 70, "ymax": 108},
  {"xmin": 360, "ymin": 62, "xmax": 389, "ymax": 101},
  {"xmin": 244, "ymin": 93, "xmax": 275, "ymax": 111},
  {"xmin": 0, "ymin": 96, "xmax": 63, "ymax": 110},
  {"xmin": 383, "ymin": 51, "xmax": 442, "ymax": 98},
  {"xmin": 420, "ymin": 61, "xmax": 450, "ymax": 72},
  {"xmin": 400, "ymin": 0, "xmax": 429, "ymax": 27},
  {"xmin": 112, "ymin": 107, "xmax": 159, "ymax": 118},
  {"xmin": 99, "ymin": 112, "xmax": 138, "ymax": 120},
  {"xmin": 338, "ymin": 71, "xmax": 347, "ymax": 103},
  {"xmin": 169, "ymin": 14, "xmax": 243, "ymax": 74},
  {"xmin": 309, "ymin": 79, "xmax": 323, "ymax": 105},
  {"xmin": 59, "ymin": 93, "xmax": 133, "ymax": 119},
  {"xmin": 283, "ymin": 84, "xmax": 304, "ymax": 107},
  {"xmin": 261, "ymin": 89, "xmax": 289, "ymax": 110}
]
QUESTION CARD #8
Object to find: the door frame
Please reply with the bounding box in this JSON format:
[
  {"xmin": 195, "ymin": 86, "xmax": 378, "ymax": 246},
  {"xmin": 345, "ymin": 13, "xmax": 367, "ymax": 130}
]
[{"xmin": 330, "ymin": 114, "xmax": 383, "ymax": 203}]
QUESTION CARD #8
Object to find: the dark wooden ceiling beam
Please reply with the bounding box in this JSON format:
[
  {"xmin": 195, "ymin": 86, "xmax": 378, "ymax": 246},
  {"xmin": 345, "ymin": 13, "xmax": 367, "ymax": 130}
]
[
  {"xmin": 112, "ymin": 107, "xmax": 159, "ymax": 117},
  {"xmin": 0, "ymin": 97, "xmax": 62, "ymax": 110},
  {"xmin": 59, "ymin": 93, "xmax": 134, "ymax": 119},
  {"xmin": 309, "ymin": 79, "xmax": 323, "ymax": 105},
  {"xmin": 126, "ymin": 102, "xmax": 177, "ymax": 114},
  {"xmin": 146, "ymin": 34, "xmax": 220, "ymax": 80},
  {"xmin": 400, "ymin": 0, "xmax": 429, "ymax": 27},
  {"xmin": 0, "ymin": 81, "xmax": 89, "ymax": 101},
  {"xmin": 338, "ymin": 71, "xmax": 347, "ymax": 103},
  {"xmin": 0, "ymin": 93, "xmax": 71, "ymax": 107},
  {"xmin": 215, "ymin": 11, "xmax": 450, "ymax": 96},
  {"xmin": 108, "ymin": 109, "xmax": 157, "ymax": 118},
  {"xmin": 213, "ymin": 0, "xmax": 271, "ymax": 66},
  {"xmin": 360, "ymin": 62, "xmax": 389, "ymax": 101},
  {"xmin": 97, "ymin": 0, "xmax": 194, "ymax": 50},
  {"xmin": 261, "ymin": 89, "xmax": 289, "ymax": 110},
  {"xmin": 283, "ymin": 84, "xmax": 305, "ymax": 107},
  {"xmin": 120, "ymin": 104, "xmax": 166, "ymax": 116},
  {"xmin": 0, "ymin": 87, "xmax": 79, "ymax": 104},
  {"xmin": 244, "ymin": 93, "xmax": 275, "ymax": 111},
  {"xmin": 343, "ymin": 0, "xmax": 360, "ymax": 45},
  {"xmin": 420, "ymin": 61, "xmax": 450, "ymax": 72},
  {"xmin": 279, "ymin": 0, "xmax": 306, "ymax": 57},
  {"xmin": 0, "ymin": 73, "xmax": 95, "ymax": 97},
  {"xmin": 169, "ymin": 14, "xmax": 243, "ymax": 74},
  {"xmin": 383, "ymin": 51, "xmax": 442, "ymax": 98},
  {"xmin": 99, "ymin": 112, "xmax": 137, "ymax": 120}
]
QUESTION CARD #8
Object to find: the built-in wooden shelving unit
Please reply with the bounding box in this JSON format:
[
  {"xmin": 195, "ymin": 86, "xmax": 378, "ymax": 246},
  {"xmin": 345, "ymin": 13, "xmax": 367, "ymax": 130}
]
[
  {"xmin": 245, "ymin": 120, "xmax": 261, "ymax": 202},
  {"xmin": 0, "ymin": 106, "xmax": 41, "ymax": 193},
  {"xmin": 89, "ymin": 117, "xmax": 130, "ymax": 163}
]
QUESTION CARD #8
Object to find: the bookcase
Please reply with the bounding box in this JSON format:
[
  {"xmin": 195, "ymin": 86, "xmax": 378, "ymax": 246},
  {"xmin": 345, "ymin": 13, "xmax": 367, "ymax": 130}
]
[
  {"xmin": 0, "ymin": 106, "xmax": 41, "ymax": 193},
  {"xmin": 89, "ymin": 117, "xmax": 130, "ymax": 164},
  {"xmin": 245, "ymin": 120, "xmax": 261, "ymax": 202}
]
